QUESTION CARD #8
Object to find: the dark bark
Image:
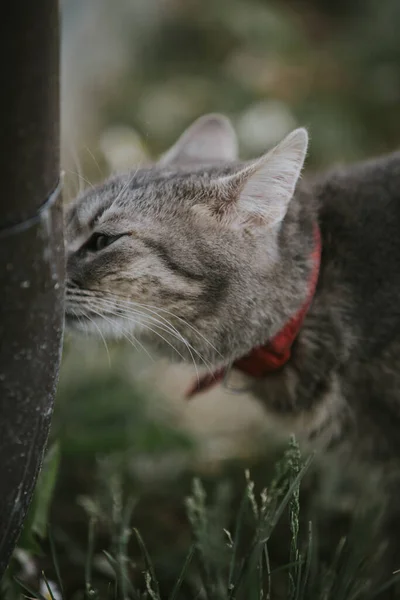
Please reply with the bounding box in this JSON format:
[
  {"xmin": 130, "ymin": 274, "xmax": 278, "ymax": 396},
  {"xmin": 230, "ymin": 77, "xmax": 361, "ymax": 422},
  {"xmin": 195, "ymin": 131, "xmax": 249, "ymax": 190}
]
[{"xmin": 0, "ymin": 0, "xmax": 64, "ymax": 578}]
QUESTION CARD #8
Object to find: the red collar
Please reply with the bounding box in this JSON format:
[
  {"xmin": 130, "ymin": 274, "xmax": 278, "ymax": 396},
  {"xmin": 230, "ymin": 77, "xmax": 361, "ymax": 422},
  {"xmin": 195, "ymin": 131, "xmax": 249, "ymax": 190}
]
[{"xmin": 186, "ymin": 225, "xmax": 322, "ymax": 399}]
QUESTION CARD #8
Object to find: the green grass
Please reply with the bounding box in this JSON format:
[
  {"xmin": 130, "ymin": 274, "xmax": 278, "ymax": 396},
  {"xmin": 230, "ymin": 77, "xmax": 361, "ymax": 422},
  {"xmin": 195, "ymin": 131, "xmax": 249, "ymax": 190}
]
[
  {"xmin": 3, "ymin": 435, "xmax": 399, "ymax": 600},
  {"xmin": 2, "ymin": 342, "xmax": 399, "ymax": 600}
]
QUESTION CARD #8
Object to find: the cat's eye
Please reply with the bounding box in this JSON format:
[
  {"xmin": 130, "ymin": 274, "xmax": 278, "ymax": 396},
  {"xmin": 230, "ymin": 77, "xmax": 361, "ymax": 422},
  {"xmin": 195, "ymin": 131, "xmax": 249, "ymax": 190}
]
[
  {"xmin": 85, "ymin": 233, "xmax": 117, "ymax": 252},
  {"xmin": 94, "ymin": 234, "xmax": 110, "ymax": 251}
]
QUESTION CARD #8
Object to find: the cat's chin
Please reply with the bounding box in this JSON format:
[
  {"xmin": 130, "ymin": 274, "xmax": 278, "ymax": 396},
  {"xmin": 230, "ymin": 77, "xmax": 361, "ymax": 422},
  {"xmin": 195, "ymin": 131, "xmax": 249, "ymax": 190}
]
[
  {"xmin": 64, "ymin": 312, "xmax": 127, "ymax": 340},
  {"xmin": 65, "ymin": 311, "xmax": 225, "ymax": 367}
]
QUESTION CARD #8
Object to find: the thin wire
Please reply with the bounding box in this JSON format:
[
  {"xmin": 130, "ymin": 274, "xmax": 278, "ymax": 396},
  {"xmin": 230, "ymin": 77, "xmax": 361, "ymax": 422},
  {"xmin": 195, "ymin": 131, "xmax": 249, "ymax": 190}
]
[{"xmin": 0, "ymin": 177, "xmax": 63, "ymax": 239}]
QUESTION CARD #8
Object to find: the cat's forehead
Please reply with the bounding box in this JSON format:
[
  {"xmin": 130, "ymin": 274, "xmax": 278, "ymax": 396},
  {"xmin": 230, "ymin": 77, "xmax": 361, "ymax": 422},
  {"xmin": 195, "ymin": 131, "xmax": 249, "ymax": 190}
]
[
  {"xmin": 66, "ymin": 181, "xmax": 121, "ymax": 236},
  {"xmin": 66, "ymin": 163, "xmax": 234, "ymax": 236}
]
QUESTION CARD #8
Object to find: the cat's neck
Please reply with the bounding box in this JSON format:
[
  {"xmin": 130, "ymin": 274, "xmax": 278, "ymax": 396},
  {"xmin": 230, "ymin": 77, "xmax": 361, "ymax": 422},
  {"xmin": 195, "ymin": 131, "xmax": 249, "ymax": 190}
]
[{"xmin": 187, "ymin": 221, "xmax": 322, "ymax": 398}]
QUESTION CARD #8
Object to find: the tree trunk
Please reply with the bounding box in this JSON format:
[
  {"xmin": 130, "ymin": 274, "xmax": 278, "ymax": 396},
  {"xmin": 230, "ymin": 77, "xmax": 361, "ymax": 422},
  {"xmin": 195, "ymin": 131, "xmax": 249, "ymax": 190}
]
[{"xmin": 0, "ymin": 0, "xmax": 64, "ymax": 578}]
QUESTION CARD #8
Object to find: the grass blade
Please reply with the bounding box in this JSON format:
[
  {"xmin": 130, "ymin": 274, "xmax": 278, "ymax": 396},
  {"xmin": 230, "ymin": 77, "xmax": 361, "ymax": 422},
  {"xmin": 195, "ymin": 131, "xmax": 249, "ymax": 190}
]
[
  {"xmin": 103, "ymin": 551, "xmax": 139, "ymax": 600},
  {"xmin": 260, "ymin": 453, "xmax": 314, "ymax": 545},
  {"xmin": 299, "ymin": 521, "xmax": 313, "ymax": 600},
  {"xmin": 367, "ymin": 572, "xmax": 400, "ymax": 599},
  {"xmin": 227, "ymin": 490, "xmax": 249, "ymax": 589},
  {"xmin": 48, "ymin": 528, "xmax": 64, "ymax": 598},
  {"xmin": 133, "ymin": 528, "xmax": 161, "ymax": 599},
  {"xmin": 103, "ymin": 550, "xmax": 118, "ymax": 572},
  {"xmin": 264, "ymin": 544, "xmax": 272, "ymax": 600},
  {"xmin": 85, "ymin": 518, "xmax": 96, "ymax": 597},
  {"xmin": 169, "ymin": 545, "xmax": 195, "ymax": 600},
  {"xmin": 41, "ymin": 571, "xmax": 57, "ymax": 600},
  {"xmin": 14, "ymin": 578, "xmax": 48, "ymax": 600}
]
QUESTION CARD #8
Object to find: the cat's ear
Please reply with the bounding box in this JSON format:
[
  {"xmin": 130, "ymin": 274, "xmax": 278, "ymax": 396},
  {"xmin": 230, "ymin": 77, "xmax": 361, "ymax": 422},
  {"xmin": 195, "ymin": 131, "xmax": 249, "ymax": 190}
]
[
  {"xmin": 211, "ymin": 128, "xmax": 308, "ymax": 228},
  {"xmin": 159, "ymin": 114, "xmax": 238, "ymax": 165}
]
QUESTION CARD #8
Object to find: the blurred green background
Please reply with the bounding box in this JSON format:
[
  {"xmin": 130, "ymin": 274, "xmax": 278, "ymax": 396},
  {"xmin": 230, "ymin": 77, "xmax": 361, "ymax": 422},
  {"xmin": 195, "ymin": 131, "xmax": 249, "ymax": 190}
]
[
  {"xmin": 7, "ymin": 0, "xmax": 400, "ymax": 598},
  {"xmin": 61, "ymin": 0, "xmax": 400, "ymax": 191}
]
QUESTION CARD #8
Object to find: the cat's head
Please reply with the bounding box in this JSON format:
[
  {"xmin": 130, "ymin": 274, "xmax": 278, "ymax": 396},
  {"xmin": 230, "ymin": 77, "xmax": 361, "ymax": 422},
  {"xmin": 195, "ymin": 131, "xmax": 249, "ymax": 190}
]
[{"xmin": 65, "ymin": 114, "xmax": 312, "ymax": 366}]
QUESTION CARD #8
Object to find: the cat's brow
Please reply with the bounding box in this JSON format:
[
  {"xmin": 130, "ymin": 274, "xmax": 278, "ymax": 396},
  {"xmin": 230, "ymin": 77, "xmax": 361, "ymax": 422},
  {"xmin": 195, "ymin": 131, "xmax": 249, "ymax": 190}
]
[{"xmin": 88, "ymin": 203, "xmax": 111, "ymax": 229}]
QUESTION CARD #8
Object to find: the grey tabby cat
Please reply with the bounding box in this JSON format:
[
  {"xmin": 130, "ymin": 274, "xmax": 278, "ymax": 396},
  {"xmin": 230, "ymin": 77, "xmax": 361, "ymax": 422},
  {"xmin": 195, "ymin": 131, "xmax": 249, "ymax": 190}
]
[{"xmin": 65, "ymin": 114, "xmax": 400, "ymax": 469}]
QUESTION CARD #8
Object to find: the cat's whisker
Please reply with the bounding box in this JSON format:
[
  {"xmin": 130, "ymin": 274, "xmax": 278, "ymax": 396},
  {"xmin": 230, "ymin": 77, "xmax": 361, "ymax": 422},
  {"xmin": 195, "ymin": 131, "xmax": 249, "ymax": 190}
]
[
  {"xmin": 85, "ymin": 312, "xmax": 112, "ymax": 367},
  {"xmin": 91, "ymin": 306, "xmax": 152, "ymax": 358},
  {"xmin": 70, "ymin": 307, "xmax": 88, "ymax": 335},
  {"xmin": 124, "ymin": 331, "xmax": 155, "ymax": 361},
  {"xmin": 98, "ymin": 292, "xmax": 219, "ymax": 362},
  {"xmin": 88, "ymin": 298, "xmax": 200, "ymax": 377},
  {"xmin": 86, "ymin": 297, "xmax": 203, "ymax": 381},
  {"xmin": 65, "ymin": 142, "xmax": 84, "ymax": 196},
  {"xmin": 91, "ymin": 296, "xmax": 209, "ymax": 378},
  {"xmin": 84, "ymin": 145, "xmax": 104, "ymax": 179},
  {"xmin": 105, "ymin": 293, "xmax": 221, "ymax": 357},
  {"xmin": 92, "ymin": 302, "xmax": 189, "ymax": 367},
  {"xmin": 111, "ymin": 163, "xmax": 142, "ymax": 207},
  {"xmin": 65, "ymin": 140, "xmax": 96, "ymax": 196},
  {"xmin": 140, "ymin": 304, "xmax": 219, "ymax": 362},
  {"xmin": 64, "ymin": 169, "xmax": 96, "ymax": 194},
  {"xmin": 67, "ymin": 286, "xmax": 218, "ymax": 359},
  {"xmin": 87, "ymin": 304, "xmax": 153, "ymax": 360},
  {"xmin": 67, "ymin": 288, "xmax": 212, "ymax": 378}
]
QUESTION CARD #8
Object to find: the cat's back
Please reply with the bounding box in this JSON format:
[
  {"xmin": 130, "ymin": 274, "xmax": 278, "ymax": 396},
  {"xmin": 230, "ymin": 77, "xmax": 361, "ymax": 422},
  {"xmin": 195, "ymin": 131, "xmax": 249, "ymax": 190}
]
[
  {"xmin": 314, "ymin": 150, "xmax": 400, "ymax": 356},
  {"xmin": 315, "ymin": 150, "xmax": 400, "ymax": 277},
  {"xmin": 316, "ymin": 150, "xmax": 400, "ymax": 231}
]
